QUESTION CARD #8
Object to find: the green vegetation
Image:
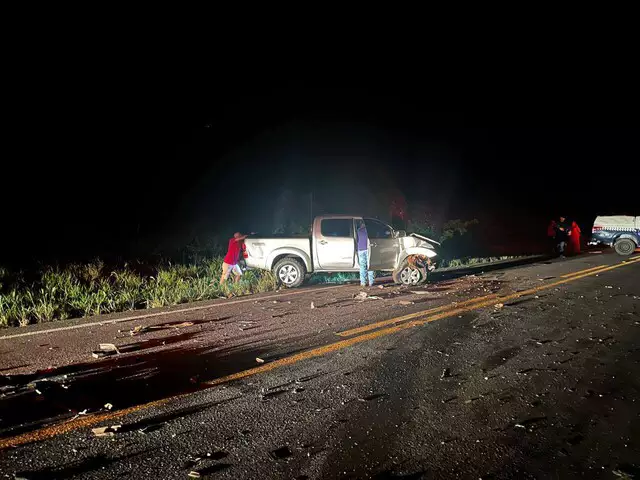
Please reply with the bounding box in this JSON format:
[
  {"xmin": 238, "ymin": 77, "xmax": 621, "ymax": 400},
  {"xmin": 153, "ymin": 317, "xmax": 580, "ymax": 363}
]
[{"xmin": 0, "ymin": 259, "xmax": 276, "ymax": 327}]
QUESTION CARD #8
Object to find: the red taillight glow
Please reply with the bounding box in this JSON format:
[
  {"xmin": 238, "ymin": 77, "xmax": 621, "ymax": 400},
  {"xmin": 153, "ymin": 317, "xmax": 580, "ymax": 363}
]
[{"xmin": 592, "ymin": 225, "xmax": 603, "ymax": 232}]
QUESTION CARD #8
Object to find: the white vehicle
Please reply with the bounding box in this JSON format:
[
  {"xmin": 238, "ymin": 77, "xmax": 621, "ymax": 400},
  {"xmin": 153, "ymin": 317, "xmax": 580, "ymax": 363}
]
[
  {"xmin": 590, "ymin": 215, "xmax": 639, "ymax": 256},
  {"xmin": 244, "ymin": 215, "xmax": 439, "ymax": 287}
]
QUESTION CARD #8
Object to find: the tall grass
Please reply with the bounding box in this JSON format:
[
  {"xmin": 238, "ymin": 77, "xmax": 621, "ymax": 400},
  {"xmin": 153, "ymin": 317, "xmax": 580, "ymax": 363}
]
[{"xmin": 0, "ymin": 259, "xmax": 276, "ymax": 327}]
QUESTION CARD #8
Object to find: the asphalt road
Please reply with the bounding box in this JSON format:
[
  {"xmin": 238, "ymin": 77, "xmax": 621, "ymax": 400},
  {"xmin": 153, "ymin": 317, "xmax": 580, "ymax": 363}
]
[{"xmin": 1, "ymin": 252, "xmax": 639, "ymax": 479}]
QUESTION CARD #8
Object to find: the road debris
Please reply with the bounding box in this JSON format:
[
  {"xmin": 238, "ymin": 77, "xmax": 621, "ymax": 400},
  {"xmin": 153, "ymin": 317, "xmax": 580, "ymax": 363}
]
[
  {"xmin": 441, "ymin": 368, "xmax": 451, "ymax": 379},
  {"xmin": 399, "ymin": 300, "xmax": 414, "ymax": 306},
  {"xmin": 310, "ymin": 302, "xmax": 315, "ymax": 309},
  {"xmin": 104, "ymin": 403, "xmax": 113, "ymax": 410},
  {"xmin": 494, "ymin": 303, "xmax": 504, "ymax": 309},
  {"xmin": 92, "ymin": 343, "xmax": 120, "ymax": 358},
  {"xmin": 92, "ymin": 425, "xmax": 122, "ymax": 437},
  {"xmin": 410, "ymin": 290, "xmax": 430, "ymax": 295},
  {"xmin": 188, "ymin": 471, "xmax": 201, "ymax": 478},
  {"xmin": 353, "ymin": 291, "xmax": 382, "ymax": 301},
  {"xmin": 256, "ymin": 357, "xmax": 265, "ymax": 364}
]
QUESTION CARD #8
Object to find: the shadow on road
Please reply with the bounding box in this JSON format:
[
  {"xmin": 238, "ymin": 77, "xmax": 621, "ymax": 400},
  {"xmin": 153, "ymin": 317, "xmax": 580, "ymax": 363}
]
[{"xmin": 0, "ymin": 329, "xmax": 313, "ymax": 439}]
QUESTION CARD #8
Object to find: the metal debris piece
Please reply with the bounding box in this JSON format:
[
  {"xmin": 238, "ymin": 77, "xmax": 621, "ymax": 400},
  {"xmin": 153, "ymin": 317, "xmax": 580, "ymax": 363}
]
[
  {"xmin": 92, "ymin": 425, "xmax": 122, "ymax": 437},
  {"xmin": 256, "ymin": 357, "xmax": 265, "ymax": 364}
]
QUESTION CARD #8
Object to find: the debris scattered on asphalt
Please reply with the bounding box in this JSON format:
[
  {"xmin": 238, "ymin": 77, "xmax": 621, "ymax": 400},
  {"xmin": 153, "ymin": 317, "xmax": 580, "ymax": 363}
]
[
  {"xmin": 92, "ymin": 343, "xmax": 120, "ymax": 358},
  {"xmin": 188, "ymin": 471, "xmax": 201, "ymax": 478},
  {"xmin": 399, "ymin": 300, "xmax": 414, "ymax": 305},
  {"xmin": 410, "ymin": 290, "xmax": 430, "ymax": 295},
  {"xmin": 494, "ymin": 303, "xmax": 504, "ymax": 309},
  {"xmin": 130, "ymin": 325, "xmax": 145, "ymax": 336},
  {"xmin": 353, "ymin": 291, "xmax": 381, "ymax": 301},
  {"xmin": 270, "ymin": 446, "xmax": 293, "ymax": 460},
  {"xmin": 378, "ymin": 285, "xmax": 385, "ymax": 289},
  {"xmin": 310, "ymin": 302, "xmax": 315, "ymax": 309},
  {"xmin": 256, "ymin": 357, "xmax": 265, "ymax": 364},
  {"xmin": 605, "ymin": 286, "xmax": 613, "ymax": 289},
  {"xmin": 441, "ymin": 368, "xmax": 451, "ymax": 379},
  {"xmin": 92, "ymin": 425, "xmax": 122, "ymax": 437},
  {"xmin": 104, "ymin": 403, "xmax": 113, "ymax": 410},
  {"xmin": 514, "ymin": 424, "xmax": 526, "ymax": 429}
]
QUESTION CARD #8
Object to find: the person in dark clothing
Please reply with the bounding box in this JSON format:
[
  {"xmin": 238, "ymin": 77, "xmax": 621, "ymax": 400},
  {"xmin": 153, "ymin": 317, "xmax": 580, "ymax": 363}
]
[
  {"xmin": 356, "ymin": 221, "xmax": 375, "ymax": 287},
  {"xmin": 555, "ymin": 216, "xmax": 571, "ymax": 257}
]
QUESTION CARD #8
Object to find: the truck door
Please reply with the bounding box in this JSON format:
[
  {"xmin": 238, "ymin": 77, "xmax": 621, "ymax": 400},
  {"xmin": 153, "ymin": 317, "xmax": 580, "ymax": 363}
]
[
  {"xmin": 315, "ymin": 218, "xmax": 356, "ymax": 270},
  {"xmin": 364, "ymin": 218, "xmax": 399, "ymax": 269}
]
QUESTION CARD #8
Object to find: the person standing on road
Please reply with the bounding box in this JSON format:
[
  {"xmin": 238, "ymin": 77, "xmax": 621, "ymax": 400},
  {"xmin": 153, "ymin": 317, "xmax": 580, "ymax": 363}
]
[
  {"xmin": 356, "ymin": 221, "xmax": 375, "ymax": 287},
  {"xmin": 220, "ymin": 232, "xmax": 248, "ymax": 284},
  {"xmin": 568, "ymin": 220, "xmax": 582, "ymax": 255},
  {"xmin": 555, "ymin": 216, "xmax": 570, "ymax": 258}
]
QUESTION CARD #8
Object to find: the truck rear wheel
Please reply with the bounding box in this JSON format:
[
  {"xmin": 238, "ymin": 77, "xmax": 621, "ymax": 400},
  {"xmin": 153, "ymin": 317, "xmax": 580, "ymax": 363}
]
[
  {"xmin": 392, "ymin": 259, "xmax": 427, "ymax": 286},
  {"xmin": 614, "ymin": 238, "xmax": 636, "ymax": 256},
  {"xmin": 273, "ymin": 257, "xmax": 306, "ymax": 288}
]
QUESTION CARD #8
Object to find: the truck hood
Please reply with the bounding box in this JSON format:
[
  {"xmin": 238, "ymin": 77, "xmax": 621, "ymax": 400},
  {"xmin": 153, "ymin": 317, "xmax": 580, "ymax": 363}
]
[{"xmin": 409, "ymin": 233, "xmax": 441, "ymax": 247}]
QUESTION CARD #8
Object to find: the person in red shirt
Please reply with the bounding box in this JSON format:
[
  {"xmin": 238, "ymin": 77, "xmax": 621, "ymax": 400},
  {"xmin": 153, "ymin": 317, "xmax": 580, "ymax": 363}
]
[
  {"xmin": 567, "ymin": 221, "xmax": 582, "ymax": 255},
  {"xmin": 220, "ymin": 232, "xmax": 248, "ymax": 284}
]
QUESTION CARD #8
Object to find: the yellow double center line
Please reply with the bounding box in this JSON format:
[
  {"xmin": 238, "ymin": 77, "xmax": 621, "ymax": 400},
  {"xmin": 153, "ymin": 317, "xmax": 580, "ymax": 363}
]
[{"xmin": 1, "ymin": 257, "xmax": 638, "ymax": 449}]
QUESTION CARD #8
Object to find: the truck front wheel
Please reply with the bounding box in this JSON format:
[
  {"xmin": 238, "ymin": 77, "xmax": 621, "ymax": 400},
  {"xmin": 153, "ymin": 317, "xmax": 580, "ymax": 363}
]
[
  {"xmin": 273, "ymin": 257, "xmax": 306, "ymax": 288},
  {"xmin": 393, "ymin": 259, "xmax": 427, "ymax": 286}
]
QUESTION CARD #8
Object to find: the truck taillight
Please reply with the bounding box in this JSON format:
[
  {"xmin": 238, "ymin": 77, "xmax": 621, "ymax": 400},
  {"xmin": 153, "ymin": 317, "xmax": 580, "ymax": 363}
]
[{"xmin": 592, "ymin": 225, "xmax": 603, "ymax": 232}]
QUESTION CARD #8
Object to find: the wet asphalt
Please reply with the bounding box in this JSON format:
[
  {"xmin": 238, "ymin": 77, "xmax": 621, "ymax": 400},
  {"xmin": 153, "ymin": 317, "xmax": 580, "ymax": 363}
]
[{"xmin": 1, "ymin": 252, "xmax": 639, "ymax": 479}]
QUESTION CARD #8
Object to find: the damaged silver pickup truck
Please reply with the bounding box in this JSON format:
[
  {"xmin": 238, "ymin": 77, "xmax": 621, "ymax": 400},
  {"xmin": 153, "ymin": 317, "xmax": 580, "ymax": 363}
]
[{"xmin": 244, "ymin": 215, "xmax": 439, "ymax": 287}]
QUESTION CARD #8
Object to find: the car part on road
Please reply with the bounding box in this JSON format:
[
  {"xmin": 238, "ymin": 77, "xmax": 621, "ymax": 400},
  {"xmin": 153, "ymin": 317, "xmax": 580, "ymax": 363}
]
[{"xmin": 273, "ymin": 257, "xmax": 306, "ymax": 288}]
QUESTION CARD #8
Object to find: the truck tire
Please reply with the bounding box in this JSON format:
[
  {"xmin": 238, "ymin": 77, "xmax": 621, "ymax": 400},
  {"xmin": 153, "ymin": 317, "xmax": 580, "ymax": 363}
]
[
  {"xmin": 273, "ymin": 257, "xmax": 306, "ymax": 288},
  {"xmin": 614, "ymin": 238, "xmax": 636, "ymax": 256},
  {"xmin": 392, "ymin": 259, "xmax": 427, "ymax": 286}
]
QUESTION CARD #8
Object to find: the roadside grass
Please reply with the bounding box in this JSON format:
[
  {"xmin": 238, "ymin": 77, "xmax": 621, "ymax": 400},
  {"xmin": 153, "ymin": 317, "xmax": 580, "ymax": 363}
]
[
  {"xmin": 0, "ymin": 259, "xmax": 276, "ymax": 327},
  {"xmin": 0, "ymin": 255, "xmax": 531, "ymax": 327}
]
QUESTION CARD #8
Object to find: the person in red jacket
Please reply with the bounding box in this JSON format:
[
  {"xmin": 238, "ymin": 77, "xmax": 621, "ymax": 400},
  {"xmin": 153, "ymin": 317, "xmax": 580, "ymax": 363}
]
[
  {"xmin": 568, "ymin": 221, "xmax": 582, "ymax": 255},
  {"xmin": 220, "ymin": 232, "xmax": 248, "ymax": 284}
]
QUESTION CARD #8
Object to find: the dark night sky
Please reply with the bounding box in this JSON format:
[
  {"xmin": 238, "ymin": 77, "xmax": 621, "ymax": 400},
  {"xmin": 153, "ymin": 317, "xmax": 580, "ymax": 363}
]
[{"xmin": 3, "ymin": 87, "xmax": 639, "ymax": 266}]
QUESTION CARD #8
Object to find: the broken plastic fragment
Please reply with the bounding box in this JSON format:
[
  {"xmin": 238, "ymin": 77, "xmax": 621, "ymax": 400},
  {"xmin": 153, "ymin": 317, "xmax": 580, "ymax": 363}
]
[
  {"xmin": 104, "ymin": 403, "xmax": 113, "ymax": 410},
  {"xmin": 256, "ymin": 357, "xmax": 265, "ymax": 364},
  {"xmin": 92, "ymin": 425, "xmax": 122, "ymax": 437}
]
